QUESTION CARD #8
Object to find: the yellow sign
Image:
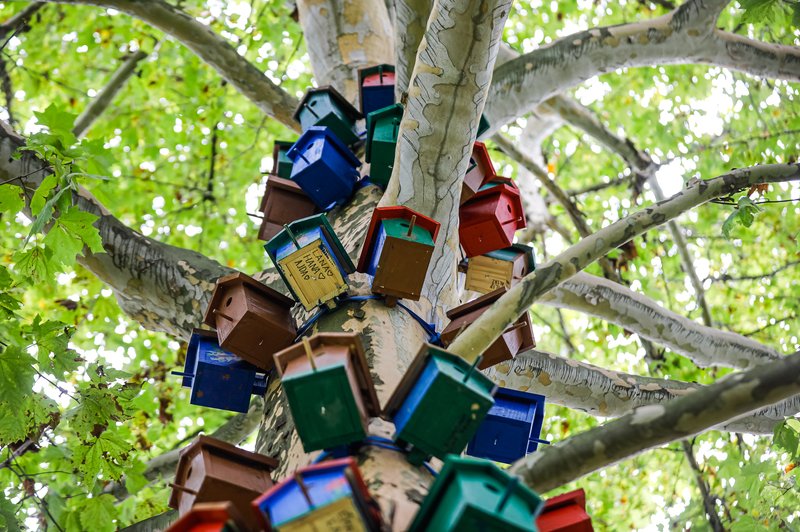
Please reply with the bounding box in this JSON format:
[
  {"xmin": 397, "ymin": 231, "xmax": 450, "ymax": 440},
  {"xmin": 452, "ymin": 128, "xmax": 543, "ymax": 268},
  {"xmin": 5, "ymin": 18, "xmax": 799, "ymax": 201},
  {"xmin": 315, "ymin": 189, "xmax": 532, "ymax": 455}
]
[
  {"xmin": 464, "ymin": 255, "xmax": 513, "ymax": 294},
  {"xmin": 277, "ymin": 497, "xmax": 368, "ymax": 532},
  {"xmin": 280, "ymin": 244, "xmax": 347, "ymax": 310}
]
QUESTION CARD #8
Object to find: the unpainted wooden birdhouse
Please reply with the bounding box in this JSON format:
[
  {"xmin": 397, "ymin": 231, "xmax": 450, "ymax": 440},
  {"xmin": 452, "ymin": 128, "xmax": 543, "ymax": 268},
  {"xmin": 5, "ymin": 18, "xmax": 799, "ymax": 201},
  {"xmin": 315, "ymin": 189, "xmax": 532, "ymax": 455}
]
[
  {"xmin": 439, "ymin": 287, "xmax": 535, "ymax": 370},
  {"xmin": 459, "ymin": 177, "xmax": 526, "ymax": 257},
  {"xmin": 264, "ymin": 213, "xmax": 355, "ymax": 311},
  {"xmin": 203, "ymin": 273, "xmax": 296, "ymax": 371},
  {"xmin": 257, "ymin": 175, "xmax": 317, "ymax": 242},
  {"xmin": 463, "ymin": 243, "xmax": 536, "ymax": 294},
  {"xmin": 169, "ymin": 436, "xmax": 278, "ymax": 532},
  {"xmin": 273, "ymin": 333, "xmax": 380, "ymax": 452},
  {"xmin": 358, "ymin": 64, "xmax": 396, "ymax": 116},
  {"xmin": 356, "ymin": 206, "xmax": 441, "ymax": 305}
]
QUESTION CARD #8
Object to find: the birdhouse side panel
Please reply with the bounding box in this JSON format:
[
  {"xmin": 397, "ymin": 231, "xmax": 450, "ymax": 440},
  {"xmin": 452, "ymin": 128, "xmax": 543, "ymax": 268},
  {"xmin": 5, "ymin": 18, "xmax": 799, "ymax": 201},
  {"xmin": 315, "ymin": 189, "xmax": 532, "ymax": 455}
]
[
  {"xmin": 177, "ymin": 451, "xmax": 208, "ymax": 513},
  {"xmin": 205, "ymin": 450, "xmax": 275, "ymax": 496},
  {"xmin": 537, "ymin": 506, "xmax": 593, "ymax": 532},
  {"xmin": 211, "ymin": 284, "xmax": 248, "ymax": 343}
]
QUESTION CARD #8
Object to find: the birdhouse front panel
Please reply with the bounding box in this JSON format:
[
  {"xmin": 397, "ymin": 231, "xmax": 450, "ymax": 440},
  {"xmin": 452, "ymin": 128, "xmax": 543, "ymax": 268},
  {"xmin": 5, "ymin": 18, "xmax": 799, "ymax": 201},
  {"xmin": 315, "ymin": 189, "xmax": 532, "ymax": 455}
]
[
  {"xmin": 272, "ymin": 140, "xmax": 295, "ymax": 179},
  {"xmin": 536, "ymin": 489, "xmax": 593, "ymax": 532},
  {"xmin": 257, "ymin": 176, "xmax": 316, "ymax": 242},
  {"xmin": 386, "ymin": 345, "xmax": 495, "ymax": 462},
  {"xmin": 464, "ymin": 254, "xmax": 515, "ymax": 294},
  {"xmin": 186, "ymin": 337, "xmax": 261, "ymax": 413},
  {"xmin": 409, "ymin": 456, "xmax": 543, "ymax": 532},
  {"xmin": 288, "ymin": 127, "xmax": 361, "ymax": 210},
  {"xmin": 466, "ymin": 388, "xmax": 547, "ymax": 464},
  {"xmin": 294, "ymin": 88, "xmax": 361, "ymax": 145},
  {"xmin": 459, "ymin": 182, "xmax": 526, "ymax": 257},
  {"xmin": 365, "ymin": 103, "xmax": 402, "ymax": 188},
  {"xmin": 367, "ymin": 218, "xmax": 435, "ymax": 300},
  {"xmin": 275, "ymin": 233, "xmax": 349, "ymax": 311},
  {"xmin": 359, "ymin": 64, "xmax": 396, "ymax": 115}
]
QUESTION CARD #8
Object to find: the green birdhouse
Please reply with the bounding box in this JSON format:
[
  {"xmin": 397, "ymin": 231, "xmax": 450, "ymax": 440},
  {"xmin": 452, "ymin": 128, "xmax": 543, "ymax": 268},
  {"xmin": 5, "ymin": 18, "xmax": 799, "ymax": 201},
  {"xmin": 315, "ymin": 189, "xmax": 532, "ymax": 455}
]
[
  {"xmin": 293, "ymin": 86, "xmax": 362, "ymax": 146},
  {"xmin": 365, "ymin": 103, "xmax": 403, "ymax": 188},
  {"xmin": 272, "ymin": 140, "xmax": 295, "ymax": 179},
  {"xmin": 409, "ymin": 455, "xmax": 544, "ymax": 532},
  {"xmin": 273, "ymin": 333, "xmax": 380, "ymax": 452},
  {"xmin": 383, "ymin": 344, "xmax": 496, "ymax": 465}
]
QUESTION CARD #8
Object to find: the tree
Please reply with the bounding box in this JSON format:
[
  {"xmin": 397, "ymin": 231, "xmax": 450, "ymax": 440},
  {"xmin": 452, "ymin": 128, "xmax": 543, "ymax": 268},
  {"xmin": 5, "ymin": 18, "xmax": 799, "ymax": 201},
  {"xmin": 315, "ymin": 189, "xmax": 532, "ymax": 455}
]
[{"xmin": 0, "ymin": 0, "xmax": 799, "ymax": 529}]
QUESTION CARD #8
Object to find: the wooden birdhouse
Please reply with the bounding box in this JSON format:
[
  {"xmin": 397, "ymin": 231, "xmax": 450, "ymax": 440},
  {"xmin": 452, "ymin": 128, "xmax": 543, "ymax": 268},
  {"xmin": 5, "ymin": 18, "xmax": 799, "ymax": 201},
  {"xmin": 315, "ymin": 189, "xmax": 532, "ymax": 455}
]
[
  {"xmin": 252, "ymin": 457, "xmax": 382, "ymax": 531},
  {"xmin": 464, "ymin": 243, "xmax": 536, "ymax": 294},
  {"xmin": 461, "ymin": 141, "xmax": 496, "ymax": 204},
  {"xmin": 383, "ymin": 344, "xmax": 496, "ymax": 465},
  {"xmin": 272, "ymin": 140, "xmax": 295, "ymax": 179},
  {"xmin": 203, "ymin": 273, "xmax": 297, "ymax": 371},
  {"xmin": 165, "ymin": 501, "xmax": 249, "ymax": 532},
  {"xmin": 439, "ymin": 288, "xmax": 535, "ymax": 370},
  {"xmin": 257, "ymin": 175, "xmax": 317, "ymax": 242},
  {"xmin": 287, "ymin": 126, "xmax": 361, "ymax": 210},
  {"xmin": 365, "ymin": 103, "xmax": 403, "ymax": 188},
  {"xmin": 356, "ymin": 206, "xmax": 441, "ymax": 305},
  {"xmin": 536, "ymin": 489, "xmax": 594, "ymax": 532},
  {"xmin": 459, "ymin": 177, "xmax": 526, "ymax": 258},
  {"xmin": 273, "ymin": 333, "xmax": 380, "ymax": 452},
  {"xmin": 264, "ymin": 214, "xmax": 355, "ymax": 311},
  {"xmin": 358, "ymin": 64, "xmax": 396, "ymax": 115},
  {"xmin": 409, "ymin": 455, "xmax": 543, "ymax": 532},
  {"xmin": 169, "ymin": 436, "xmax": 278, "ymax": 532},
  {"xmin": 466, "ymin": 387, "xmax": 547, "ymax": 464},
  {"xmin": 293, "ymin": 86, "xmax": 362, "ymax": 146},
  {"xmin": 174, "ymin": 329, "xmax": 267, "ymax": 414}
]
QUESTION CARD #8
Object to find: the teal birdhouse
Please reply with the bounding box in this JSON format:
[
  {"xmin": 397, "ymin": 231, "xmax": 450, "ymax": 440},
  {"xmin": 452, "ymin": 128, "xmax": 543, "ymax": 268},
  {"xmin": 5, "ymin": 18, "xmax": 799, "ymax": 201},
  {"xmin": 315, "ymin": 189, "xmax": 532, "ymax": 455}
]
[
  {"xmin": 409, "ymin": 455, "xmax": 544, "ymax": 532},
  {"xmin": 272, "ymin": 140, "xmax": 295, "ymax": 179},
  {"xmin": 365, "ymin": 103, "xmax": 403, "ymax": 188},
  {"xmin": 293, "ymin": 86, "xmax": 362, "ymax": 146},
  {"xmin": 383, "ymin": 344, "xmax": 496, "ymax": 465}
]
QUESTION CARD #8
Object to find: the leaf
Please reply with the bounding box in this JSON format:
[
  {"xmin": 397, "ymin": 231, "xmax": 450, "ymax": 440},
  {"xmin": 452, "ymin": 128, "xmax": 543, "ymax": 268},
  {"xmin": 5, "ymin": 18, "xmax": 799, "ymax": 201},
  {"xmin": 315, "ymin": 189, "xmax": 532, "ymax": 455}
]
[
  {"xmin": 774, "ymin": 419, "xmax": 800, "ymax": 460},
  {"xmin": 26, "ymin": 317, "xmax": 78, "ymax": 376},
  {"xmin": 123, "ymin": 459, "xmax": 149, "ymax": 494},
  {"xmin": 66, "ymin": 385, "xmax": 124, "ymax": 437},
  {"xmin": 0, "ymin": 346, "xmax": 35, "ymax": 405},
  {"xmin": 72, "ymin": 431, "xmax": 133, "ymax": 489},
  {"xmin": 79, "ymin": 494, "xmax": 117, "ymax": 532},
  {"xmin": 12, "ymin": 246, "xmax": 53, "ymax": 285},
  {"xmin": 0, "ymin": 493, "xmax": 21, "ymax": 532},
  {"xmin": 25, "ymin": 184, "xmax": 72, "ymax": 244},
  {"xmin": 56, "ymin": 207, "xmax": 104, "ymax": 254},
  {"xmin": 29, "ymin": 173, "xmax": 57, "ymax": 215},
  {"xmin": 721, "ymin": 196, "xmax": 764, "ymax": 239},
  {"xmin": 43, "ymin": 221, "xmax": 85, "ymax": 267},
  {"xmin": 33, "ymin": 104, "xmax": 79, "ymax": 143},
  {"xmin": 0, "ymin": 185, "xmax": 24, "ymax": 214}
]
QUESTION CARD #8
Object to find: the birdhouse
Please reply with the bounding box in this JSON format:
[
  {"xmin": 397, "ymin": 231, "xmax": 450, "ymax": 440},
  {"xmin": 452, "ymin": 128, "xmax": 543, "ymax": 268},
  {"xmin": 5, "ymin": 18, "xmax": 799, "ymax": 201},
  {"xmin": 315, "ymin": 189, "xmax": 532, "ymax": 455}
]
[
  {"xmin": 365, "ymin": 103, "xmax": 403, "ymax": 188},
  {"xmin": 293, "ymin": 86, "xmax": 362, "ymax": 146},
  {"xmin": 174, "ymin": 329, "xmax": 267, "ymax": 414},
  {"xmin": 272, "ymin": 140, "xmax": 295, "ymax": 179},
  {"xmin": 166, "ymin": 501, "xmax": 249, "ymax": 532},
  {"xmin": 464, "ymin": 243, "xmax": 536, "ymax": 294},
  {"xmin": 408, "ymin": 455, "xmax": 543, "ymax": 532},
  {"xmin": 287, "ymin": 126, "xmax": 361, "ymax": 210},
  {"xmin": 461, "ymin": 141, "xmax": 496, "ymax": 204},
  {"xmin": 536, "ymin": 489, "xmax": 594, "ymax": 532},
  {"xmin": 439, "ymin": 288, "xmax": 535, "ymax": 370},
  {"xmin": 252, "ymin": 457, "xmax": 382, "ymax": 531},
  {"xmin": 203, "ymin": 273, "xmax": 297, "ymax": 371},
  {"xmin": 356, "ymin": 206, "xmax": 441, "ymax": 305},
  {"xmin": 257, "ymin": 175, "xmax": 317, "ymax": 242},
  {"xmin": 459, "ymin": 177, "xmax": 526, "ymax": 258},
  {"xmin": 466, "ymin": 387, "xmax": 547, "ymax": 464},
  {"xmin": 264, "ymin": 214, "xmax": 355, "ymax": 311},
  {"xmin": 358, "ymin": 64, "xmax": 396, "ymax": 115},
  {"xmin": 169, "ymin": 436, "xmax": 278, "ymax": 532},
  {"xmin": 383, "ymin": 344, "xmax": 496, "ymax": 465},
  {"xmin": 477, "ymin": 113, "xmax": 490, "ymax": 139},
  {"xmin": 273, "ymin": 333, "xmax": 380, "ymax": 452}
]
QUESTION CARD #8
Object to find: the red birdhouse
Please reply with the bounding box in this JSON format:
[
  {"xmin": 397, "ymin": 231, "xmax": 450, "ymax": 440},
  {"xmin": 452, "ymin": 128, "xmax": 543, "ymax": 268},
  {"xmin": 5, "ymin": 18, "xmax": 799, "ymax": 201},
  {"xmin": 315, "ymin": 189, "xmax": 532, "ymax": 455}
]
[
  {"xmin": 165, "ymin": 501, "xmax": 249, "ymax": 532},
  {"xmin": 461, "ymin": 141, "xmax": 496, "ymax": 204},
  {"xmin": 459, "ymin": 177, "xmax": 526, "ymax": 258},
  {"xmin": 257, "ymin": 175, "xmax": 317, "ymax": 242},
  {"xmin": 536, "ymin": 489, "xmax": 594, "ymax": 532}
]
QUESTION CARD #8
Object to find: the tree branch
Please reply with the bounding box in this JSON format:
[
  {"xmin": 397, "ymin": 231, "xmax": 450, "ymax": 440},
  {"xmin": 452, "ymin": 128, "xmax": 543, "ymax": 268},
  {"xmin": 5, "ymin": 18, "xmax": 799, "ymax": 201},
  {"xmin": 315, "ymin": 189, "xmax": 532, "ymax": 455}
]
[
  {"xmin": 681, "ymin": 439, "xmax": 726, "ymax": 531},
  {"xmin": 509, "ymin": 350, "xmax": 800, "ymax": 493},
  {"xmin": 447, "ymin": 163, "xmax": 800, "ymax": 363},
  {"xmin": 394, "ymin": 0, "xmax": 432, "ymax": 95},
  {"xmin": 0, "ymin": 2, "xmax": 45, "ymax": 38},
  {"xmin": 49, "ymin": 0, "xmax": 300, "ymax": 130}
]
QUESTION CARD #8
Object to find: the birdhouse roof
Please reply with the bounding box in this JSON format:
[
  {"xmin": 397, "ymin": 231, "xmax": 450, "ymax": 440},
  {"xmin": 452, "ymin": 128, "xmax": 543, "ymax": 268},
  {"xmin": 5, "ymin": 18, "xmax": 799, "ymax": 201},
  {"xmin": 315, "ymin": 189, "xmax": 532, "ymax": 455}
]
[
  {"xmin": 166, "ymin": 501, "xmax": 248, "ymax": 532},
  {"xmin": 494, "ymin": 386, "xmax": 546, "ymax": 407},
  {"xmin": 410, "ymin": 455, "xmax": 543, "ymax": 531},
  {"xmin": 445, "ymin": 287, "xmax": 508, "ymax": 321},
  {"xmin": 286, "ymin": 125, "xmax": 361, "ymax": 169},
  {"xmin": 271, "ymin": 139, "xmax": 295, "ymax": 171},
  {"xmin": 272, "ymin": 332, "xmax": 380, "ymax": 416},
  {"xmin": 258, "ymin": 175, "xmax": 309, "ymax": 213},
  {"xmin": 356, "ymin": 206, "xmax": 441, "ymax": 273},
  {"xmin": 202, "ymin": 272, "xmax": 295, "ymax": 328},
  {"xmin": 365, "ymin": 103, "xmax": 403, "ymax": 161},
  {"xmin": 542, "ymin": 488, "xmax": 587, "ymax": 512},
  {"xmin": 477, "ymin": 113, "xmax": 490, "ymax": 140},
  {"xmin": 358, "ymin": 64, "xmax": 396, "ymax": 87},
  {"xmin": 169, "ymin": 436, "xmax": 279, "ymax": 509},
  {"xmin": 292, "ymin": 85, "xmax": 362, "ymax": 123},
  {"xmin": 485, "ymin": 243, "xmax": 536, "ymax": 271},
  {"xmin": 470, "ymin": 141, "xmax": 496, "ymax": 181},
  {"xmin": 264, "ymin": 213, "xmax": 355, "ymax": 274}
]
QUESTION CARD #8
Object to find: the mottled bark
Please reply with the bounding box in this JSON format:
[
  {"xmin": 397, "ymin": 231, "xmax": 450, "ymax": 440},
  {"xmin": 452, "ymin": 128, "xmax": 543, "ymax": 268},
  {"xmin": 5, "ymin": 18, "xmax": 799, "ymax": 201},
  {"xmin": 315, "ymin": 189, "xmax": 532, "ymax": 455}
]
[
  {"xmin": 382, "ymin": 0, "xmax": 512, "ymax": 314},
  {"xmin": 510, "ymin": 350, "xmax": 800, "ymax": 493},
  {"xmin": 485, "ymin": 348, "xmax": 798, "ymax": 434},
  {"xmin": 296, "ymin": 0, "xmax": 394, "ymax": 101},
  {"xmin": 447, "ymin": 164, "xmax": 800, "ymax": 362},
  {"xmin": 394, "ymin": 0, "xmax": 432, "ymax": 95},
  {"xmin": 50, "ymin": 0, "xmax": 300, "ymax": 131}
]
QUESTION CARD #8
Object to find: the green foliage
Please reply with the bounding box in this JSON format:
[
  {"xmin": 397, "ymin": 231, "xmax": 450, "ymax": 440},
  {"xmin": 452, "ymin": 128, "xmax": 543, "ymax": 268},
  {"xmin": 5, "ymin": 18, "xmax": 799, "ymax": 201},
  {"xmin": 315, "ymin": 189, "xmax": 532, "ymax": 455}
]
[
  {"xmin": 722, "ymin": 196, "xmax": 764, "ymax": 239},
  {"xmin": 774, "ymin": 418, "xmax": 800, "ymax": 461},
  {"xmin": 738, "ymin": 0, "xmax": 800, "ymax": 27}
]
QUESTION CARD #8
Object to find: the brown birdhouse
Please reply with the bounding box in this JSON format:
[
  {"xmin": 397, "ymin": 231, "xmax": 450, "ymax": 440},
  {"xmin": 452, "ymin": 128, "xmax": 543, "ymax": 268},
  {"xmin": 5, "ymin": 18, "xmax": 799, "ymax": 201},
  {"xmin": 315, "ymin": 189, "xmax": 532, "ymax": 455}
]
[
  {"xmin": 461, "ymin": 141, "xmax": 496, "ymax": 204},
  {"xmin": 439, "ymin": 287, "xmax": 535, "ymax": 370},
  {"xmin": 168, "ymin": 436, "xmax": 278, "ymax": 532},
  {"xmin": 203, "ymin": 272, "xmax": 296, "ymax": 371},
  {"xmin": 257, "ymin": 175, "xmax": 317, "ymax": 242}
]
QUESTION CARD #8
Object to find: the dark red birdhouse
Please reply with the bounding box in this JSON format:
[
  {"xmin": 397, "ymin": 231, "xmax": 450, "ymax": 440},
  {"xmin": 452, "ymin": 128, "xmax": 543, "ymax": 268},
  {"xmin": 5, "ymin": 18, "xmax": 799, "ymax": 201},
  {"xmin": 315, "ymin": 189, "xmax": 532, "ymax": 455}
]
[
  {"xmin": 203, "ymin": 272, "xmax": 296, "ymax": 370},
  {"xmin": 461, "ymin": 141, "xmax": 496, "ymax": 204},
  {"xmin": 257, "ymin": 175, "xmax": 317, "ymax": 242},
  {"xmin": 439, "ymin": 287, "xmax": 535, "ymax": 370},
  {"xmin": 165, "ymin": 501, "xmax": 249, "ymax": 532},
  {"xmin": 536, "ymin": 489, "xmax": 594, "ymax": 532},
  {"xmin": 459, "ymin": 177, "xmax": 526, "ymax": 258}
]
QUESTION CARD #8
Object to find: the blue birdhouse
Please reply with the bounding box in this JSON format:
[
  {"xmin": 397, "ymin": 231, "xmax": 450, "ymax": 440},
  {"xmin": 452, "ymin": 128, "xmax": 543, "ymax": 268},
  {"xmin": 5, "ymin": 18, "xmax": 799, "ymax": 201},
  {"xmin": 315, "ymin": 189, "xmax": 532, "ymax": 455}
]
[
  {"xmin": 287, "ymin": 126, "xmax": 361, "ymax": 210},
  {"xmin": 383, "ymin": 344, "xmax": 496, "ymax": 465},
  {"xmin": 466, "ymin": 387, "xmax": 548, "ymax": 464},
  {"xmin": 251, "ymin": 457, "xmax": 382, "ymax": 530},
  {"xmin": 293, "ymin": 86, "xmax": 362, "ymax": 145},
  {"xmin": 358, "ymin": 64, "xmax": 396, "ymax": 116},
  {"xmin": 173, "ymin": 329, "xmax": 267, "ymax": 414}
]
